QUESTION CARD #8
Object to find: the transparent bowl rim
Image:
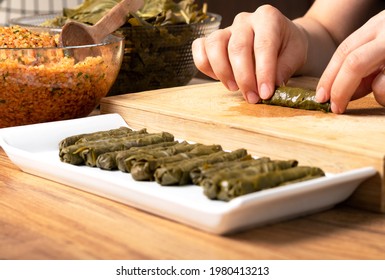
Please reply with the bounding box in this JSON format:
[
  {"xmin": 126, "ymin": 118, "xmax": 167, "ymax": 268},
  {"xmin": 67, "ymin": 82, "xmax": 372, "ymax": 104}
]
[{"xmin": 9, "ymin": 12, "xmax": 222, "ymax": 29}]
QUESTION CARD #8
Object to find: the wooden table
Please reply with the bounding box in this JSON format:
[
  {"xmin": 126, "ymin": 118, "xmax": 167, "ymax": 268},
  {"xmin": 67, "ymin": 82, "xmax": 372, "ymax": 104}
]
[{"xmin": 1, "ymin": 147, "xmax": 385, "ymax": 260}]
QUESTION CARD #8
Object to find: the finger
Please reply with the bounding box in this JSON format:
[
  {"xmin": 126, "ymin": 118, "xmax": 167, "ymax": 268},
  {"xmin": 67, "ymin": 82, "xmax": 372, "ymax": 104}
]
[
  {"xmin": 276, "ymin": 23, "xmax": 308, "ymax": 86},
  {"xmin": 316, "ymin": 18, "xmax": 378, "ymax": 110},
  {"xmin": 227, "ymin": 12, "xmax": 260, "ymax": 103},
  {"xmin": 351, "ymin": 71, "xmax": 379, "ymax": 100},
  {"xmin": 192, "ymin": 38, "xmax": 218, "ymax": 80},
  {"xmin": 254, "ymin": 6, "xmax": 308, "ymax": 100},
  {"xmin": 204, "ymin": 28, "xmax": 239, "ymax": 92},
  {"xmin": 252, "ymin": 5, "xmax": 284, "ymax": 100},
  {"xmin": 372, "ymin": 70, "xmax": 385, "ymax": 106},
  {"xmin": 316, "ymin": 41, "xmax": 363, "ymax": 105},
  {"xmin": 330, "ymin": 39, "xmax": 385, "ymax": 113}
]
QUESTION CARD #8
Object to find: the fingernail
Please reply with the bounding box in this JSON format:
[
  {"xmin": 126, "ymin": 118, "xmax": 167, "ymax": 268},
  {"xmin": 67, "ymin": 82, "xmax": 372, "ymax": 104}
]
[
  {"xmin": 316, "ymin": 87, "xmax": 326, "ymax": 103},
  {"xmin": 246, "ymin": 91, "xmax": 260, "ymax": 104},
  {"xmin": 259, "ymin": 83, "xmax": 271, "ymax": 99},
  {"xmin": 331, "ymin": 102, "xmax": 341, "ymax": 114},
  {"xmin": 227, "ymin": 80, "xmax": 239, "ymax": 91}
]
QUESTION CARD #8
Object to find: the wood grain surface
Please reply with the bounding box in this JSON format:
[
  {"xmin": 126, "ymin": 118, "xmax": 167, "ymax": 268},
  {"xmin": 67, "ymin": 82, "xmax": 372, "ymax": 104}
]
[
  {"xmin": 1, "ymin": 147, "xmax": 385, "ymax": 260},
  {"xmin": 100, "ymin": 77, "xmax": 385, "ymax": 212}
]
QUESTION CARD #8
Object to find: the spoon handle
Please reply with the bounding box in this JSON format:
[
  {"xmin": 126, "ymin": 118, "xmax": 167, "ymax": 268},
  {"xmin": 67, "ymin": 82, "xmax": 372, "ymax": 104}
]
[{"xmin": 92, "ymin": 0, "xmax": 144, "ymax": 42}]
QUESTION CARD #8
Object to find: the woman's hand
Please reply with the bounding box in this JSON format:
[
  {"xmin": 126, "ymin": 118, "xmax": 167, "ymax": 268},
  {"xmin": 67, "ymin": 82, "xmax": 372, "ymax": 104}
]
[
  {"xmin": 192, "ymin": 5, "xmax": 308, "ymax": 104},
  {"xmin": 316, "ymin": 10, "xmax": 385, "ymax": 113}
]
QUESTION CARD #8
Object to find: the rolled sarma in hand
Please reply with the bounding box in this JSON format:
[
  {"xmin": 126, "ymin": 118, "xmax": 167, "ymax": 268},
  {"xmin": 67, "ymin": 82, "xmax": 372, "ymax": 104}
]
[
  {"xmin": 262, "ymin": 86, "xmax": 331, "ymax": 112},
  {"xmin": 154, "ymin": 148, "xmax": 248, "ymax": 186},
  {"xmin": 202, "ymin": 159, "xmax": 299, "ymax": 198},
  {"xmin": 96, "ymin": 140, "xmax": 179, "ymax": 171},
  {"xmin": 59, "ymin": 127, "xmax": 133, "ymax": 150},
  {"xmin": 130, "ymin": 144, "xmax": 223, "ymax": 181},
  {"xmin": 206, "ymin": 166, "xmax": 325, "ymax": 201}
]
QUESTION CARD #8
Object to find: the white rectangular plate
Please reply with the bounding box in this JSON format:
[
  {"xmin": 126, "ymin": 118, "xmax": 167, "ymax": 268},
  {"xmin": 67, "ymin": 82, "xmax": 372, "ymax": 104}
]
[{"xmin": 0, "ymin": 114, "xmax": 376, "ymax": 234}]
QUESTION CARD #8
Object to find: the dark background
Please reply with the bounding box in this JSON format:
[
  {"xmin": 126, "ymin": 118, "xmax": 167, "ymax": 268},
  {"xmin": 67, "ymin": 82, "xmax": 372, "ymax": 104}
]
[{"xmin": 196, "ymin": 0, "xmax": 315, "ymax": 28}]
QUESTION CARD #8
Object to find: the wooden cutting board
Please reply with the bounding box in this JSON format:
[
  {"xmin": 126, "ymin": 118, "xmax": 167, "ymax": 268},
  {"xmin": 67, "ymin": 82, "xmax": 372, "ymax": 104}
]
[{"xmin": 100, "ymin": 76, "xmax": 385, "ymax": 212}]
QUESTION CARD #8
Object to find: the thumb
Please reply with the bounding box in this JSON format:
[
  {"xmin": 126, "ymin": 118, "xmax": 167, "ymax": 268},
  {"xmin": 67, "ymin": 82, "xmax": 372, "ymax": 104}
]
[
  {"xmin": 371, "ymin": 70, "xmax": 385, "ymax": 106},
  {"xmin": 275, "ymin": 36, "xmax": 307, "ymax": 85},
  {"xmin": 276, "ymin": 55, "xmax": 301, "ymax": 86}
]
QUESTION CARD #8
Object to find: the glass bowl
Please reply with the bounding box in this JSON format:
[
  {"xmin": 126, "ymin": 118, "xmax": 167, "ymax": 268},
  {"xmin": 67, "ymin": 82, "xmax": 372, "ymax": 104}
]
[
  {"xmin": 10, "ymin": 13, "xmax": 222, "ymax": 95},
  {"xmin": 0, "ymin": 27, "xmax": 124, "ymax": 128}
]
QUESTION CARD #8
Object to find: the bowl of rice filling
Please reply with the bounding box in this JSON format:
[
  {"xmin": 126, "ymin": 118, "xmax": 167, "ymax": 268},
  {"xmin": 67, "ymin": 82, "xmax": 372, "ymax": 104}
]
[{"xmin": 0, "ymin": 25, "xmax": 124, "ymax": 128}]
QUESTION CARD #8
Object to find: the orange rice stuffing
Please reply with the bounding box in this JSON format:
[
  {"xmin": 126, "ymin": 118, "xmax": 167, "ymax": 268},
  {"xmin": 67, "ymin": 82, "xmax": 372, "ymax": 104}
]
[
  {"xmin": 0, "ymin": 25, "xmax": 59, "ymax": 48},
  {"xmin": 0, "ymin": 26, "xmax": 115, "ymax": 128}
]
